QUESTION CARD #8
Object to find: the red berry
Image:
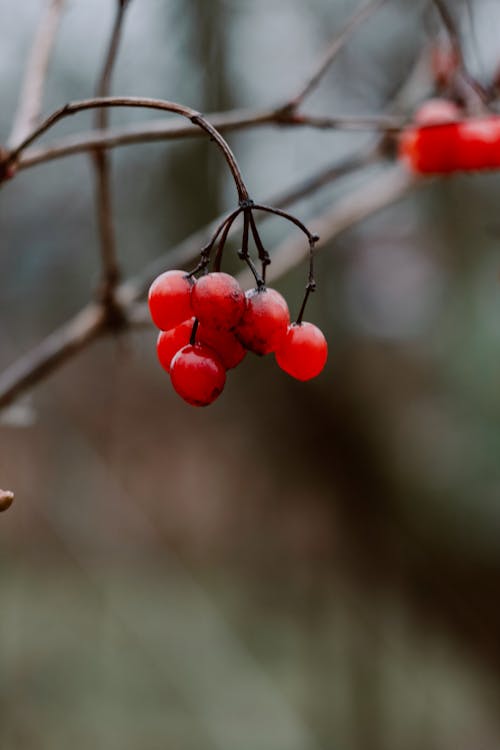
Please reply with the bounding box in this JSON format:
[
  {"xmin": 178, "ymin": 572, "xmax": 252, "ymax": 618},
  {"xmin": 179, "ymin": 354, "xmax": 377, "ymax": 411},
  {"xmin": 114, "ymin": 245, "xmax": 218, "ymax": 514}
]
[
  {"xmin": 156, "ymin": 318, "xmax": 194, "ymax": 373},
  {"xmin": 170, "ymin": 344, "xmax": 226, "ymax": 407},
  {"xmin": 197, "ymin": 323, "xmax": 246, "ymax": 370},
  {"xmin": 191, "ymin": 272, "xmax": 245, "ymax": 330},
  {"xmin": 235, "ymin": 287, "xmax": 290, "ymax": 355},
  {"xmin": 148, "ymin": 270, "xmax": 193, "ymax": 331},
  {"xmin": 275, "ymin": 322, "xmax": 328, "ymax": 381}
]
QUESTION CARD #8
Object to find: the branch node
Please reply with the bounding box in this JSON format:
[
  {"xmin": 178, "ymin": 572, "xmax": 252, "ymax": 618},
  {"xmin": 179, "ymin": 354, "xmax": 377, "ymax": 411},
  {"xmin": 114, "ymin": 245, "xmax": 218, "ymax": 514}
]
[{"xmin": 238, "ymin": 198, "xmax": 254, "ymax": 209}]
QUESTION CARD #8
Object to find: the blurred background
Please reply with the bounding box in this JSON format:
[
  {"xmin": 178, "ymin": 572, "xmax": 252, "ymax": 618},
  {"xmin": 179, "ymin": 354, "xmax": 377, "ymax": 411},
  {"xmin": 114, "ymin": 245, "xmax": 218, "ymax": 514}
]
[{"xmin": 2, "ymin": 0, "xmax": 500, "ymax": 748}]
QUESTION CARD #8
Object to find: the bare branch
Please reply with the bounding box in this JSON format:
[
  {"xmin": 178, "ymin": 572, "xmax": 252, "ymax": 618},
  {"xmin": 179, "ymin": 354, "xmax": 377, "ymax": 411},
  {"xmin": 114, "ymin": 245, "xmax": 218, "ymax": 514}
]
[
  {"xmin": 0, "ymin": 490, "xmax": 14, "ymax": 512},
  {"xmin": 285, "ymin": 0, "xmax": 389, "ymax": 111},
  {"xmin": 8, "ymin": 0, "xmax": 66, "ymax": 148},
  {"xmin": 92, "ymin": 0, "xmax": 131, "ymax": 313},
  {"xmin": 0, "ymin": 160, "xmax": 418, "ymax": 412},
  {"xmin": 15, "ymin": 109, "xmax": 404, "ymax": 172}
]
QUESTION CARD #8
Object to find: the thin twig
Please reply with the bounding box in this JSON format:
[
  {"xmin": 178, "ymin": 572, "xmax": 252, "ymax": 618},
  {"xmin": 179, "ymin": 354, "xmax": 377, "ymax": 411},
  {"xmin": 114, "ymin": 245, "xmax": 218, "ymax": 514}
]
[
  {"xmin": 285, "ymin": 0, "xmax": 389, "ymax": 111},
  {"xmin": 0, "ymin": 163, "xmax": 417, "ymax": 411},
  {"xmin": 8, "ymin": 0, "xmax": 66, "ymax": 148},
  {"xmin": 92, "ymin": 0, "xmax": 131, "ymax": 312},
  {"xmin": 284, "ymin": 112, "xmax": 405, "ymax": 132}
]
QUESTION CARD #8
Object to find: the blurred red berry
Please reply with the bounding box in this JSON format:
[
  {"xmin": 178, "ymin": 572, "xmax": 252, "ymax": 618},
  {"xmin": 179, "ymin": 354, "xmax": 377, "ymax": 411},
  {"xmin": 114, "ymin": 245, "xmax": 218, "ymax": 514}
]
[
  {"xmin": 275, "ymin": 322, "xmax": 328, "ymax": 381},
  {"xmin": 191, "ymin": 272, "xmax": 245, "ymax": 330},
  {"xmin": 400, "ymin": 107, "xmax": 500, "ymax": 174},
  {"xmin": 170, "ymin": 344, "xmax": 226, "ymax": 407},
  {"xmin": 399, "ymin": 99, "xmax": 462, "ymax": 174},
  {"xmin": 148, "ymin": 270, "xmax": 193, "ymax": 331},
  {"xmin": 236, "ymin": 287, "xmax": 290, "ymax": 355}
]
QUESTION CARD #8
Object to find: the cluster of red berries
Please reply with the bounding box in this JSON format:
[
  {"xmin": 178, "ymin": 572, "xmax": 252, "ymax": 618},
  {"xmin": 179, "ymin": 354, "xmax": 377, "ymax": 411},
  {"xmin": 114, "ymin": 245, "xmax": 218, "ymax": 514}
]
[
  {"xmin": 148, "ymin": 270, "xmax": 328, "ymax": 406},
  {"xmin": 399, "ymin": 99, "xmax": 500, "ymax": 174}
]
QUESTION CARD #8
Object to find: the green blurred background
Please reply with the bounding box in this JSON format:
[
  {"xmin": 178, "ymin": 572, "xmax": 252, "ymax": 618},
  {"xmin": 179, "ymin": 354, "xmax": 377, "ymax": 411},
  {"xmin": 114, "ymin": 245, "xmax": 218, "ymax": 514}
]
[{"xmin": 2, "ymin": 0, "xmax": 500, "ymax": 748}]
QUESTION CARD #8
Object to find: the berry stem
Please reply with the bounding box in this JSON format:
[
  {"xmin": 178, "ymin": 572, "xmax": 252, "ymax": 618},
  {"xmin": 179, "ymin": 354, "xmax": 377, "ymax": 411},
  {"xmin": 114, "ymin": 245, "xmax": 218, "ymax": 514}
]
[
  {"xmin": 252, "ymin": 203, "xmax": 318, "ymax": 242},
  {"xmin": 248, "ymin": 211, "xmax": 271, "ymax": 284},
  {"xmin": 296, "ymin": 236, "xmax": 318, "ymax": 324},
  {"xmin": 214, "ymin": 207, "xmax": 242, "ymax": 272},
  {"xmin": 188, "ymin": 207, "xmax": 242, "ymax": 277},
  {"xmin": 238, "ymin": 210, "xmax": 264, "ymax": 287},
  {"xmin": 189, "ymin": 317, "xmax": 199, "ymax": 346}
]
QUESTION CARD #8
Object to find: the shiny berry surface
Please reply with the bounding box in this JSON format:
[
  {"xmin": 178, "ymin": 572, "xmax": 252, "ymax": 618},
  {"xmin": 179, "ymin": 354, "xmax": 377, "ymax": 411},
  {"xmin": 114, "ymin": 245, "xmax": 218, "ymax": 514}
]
[
  {"xmin": 156, "ymin": 318, "xmax": 194, "ymax": 373},
  {"xmin": 148, "ymin": 270, "xmax": 193, "ymax": 331},
  {"xmin": 275, "ymin": 322, "xmax": 328, "ymax": 381},
  {"xmin": 191, "ymin": 272, "xmax": 245, "ymax": 330},
  {"xmin": 170, "ymin": 344, "xmax": 226, "ymax": 407},
  {"xmin": 235, "ymin": 287, "xmax": 290, "ymax": 355},
  {"xmin": 197, "ymin": 324, "xmax": 246, "ymax": 369}
]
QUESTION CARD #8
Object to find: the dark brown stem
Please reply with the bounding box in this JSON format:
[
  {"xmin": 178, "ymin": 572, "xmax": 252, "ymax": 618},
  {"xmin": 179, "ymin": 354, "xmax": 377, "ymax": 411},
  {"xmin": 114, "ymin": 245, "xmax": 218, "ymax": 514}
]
[
  {"xmin": 248, "ymin": 211, "xmax": 270, "ymax": 284},
  {"xmin": 214, "ymin": 209, "xmax": 242, "ymax": 272},
  {"xmin": 238, "ymin": 211, "xmax": 263, "ymax": 287},
  {"xmin": 189, "ymin": 207, "xmax": 243, "ymax": 276},
  {"xmin": 252, "ymin": 203, "xmax": 317, "ymax": 242},
  {"xmin": 295, "ymin": 237, "xmax": 318, "ymax": 325},
  {"xmin": 189, "ymin": 318, "xmax": 199, "ymax": 346}
]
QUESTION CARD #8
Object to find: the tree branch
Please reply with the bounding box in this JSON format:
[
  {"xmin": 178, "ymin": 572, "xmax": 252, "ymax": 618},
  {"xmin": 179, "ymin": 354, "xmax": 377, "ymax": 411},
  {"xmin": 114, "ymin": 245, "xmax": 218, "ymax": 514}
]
[
  {"xmin": 8, "ymin": 0, "xmax": 66, "ymax": 148},
  {"xmin": 14, "ymin": 108, "xmax": 404, "ymax": 172},
  {"xmin": 4, "ymin": 96, "xmax": 250, "ymax": 201}
]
